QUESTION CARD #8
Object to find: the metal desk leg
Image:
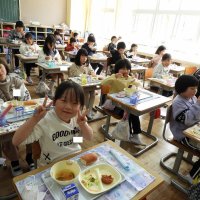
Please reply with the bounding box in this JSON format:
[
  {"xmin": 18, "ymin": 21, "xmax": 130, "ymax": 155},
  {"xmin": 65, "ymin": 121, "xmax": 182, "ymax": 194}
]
[
  {"xmin": 143, "ymin": 69, "xmax": 146, "ymax": 88},
  {"xmin": 133, "ymin": 110, "xmax": 159, "ymax": 157},
  {"xmin": 42, "ymin": 69, "xmax": 46, "ymax": 82}
]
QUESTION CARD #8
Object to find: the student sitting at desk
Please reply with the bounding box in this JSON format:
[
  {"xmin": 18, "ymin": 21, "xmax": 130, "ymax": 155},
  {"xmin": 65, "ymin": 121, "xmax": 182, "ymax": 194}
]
[
  {"xmin": 65, "ymin": 37, "xmax": 77, "ymax": 52},
  {"xmin": 0, "ymin": 58, "xmax": 34, "ymax": 176},
  {"xmin": 82, "ymin": 36, "xmax": 103, "ymax": 75},
  {"xmin": 110, "ymin": 42, "xmax": 126, "ymax": 65},
  {"xmin": 19, "ymin": 32, "xmax": 40, "ymax": 84},
  {"xmin": 38, "ymin": 35, "xmax": 64, "ymax": 97},
  {"xmin": 54, "ymin": 30, "xmax": 64, "ymax": 45},
  {"xmin": 101, "ymin": 59, "xmax": 144, "ymax": 145},
  {"xmin": 12, "ymin": 81, "xmax": 93, "ymax": 167},
  {"xmin": 126, "ymin": 44, "xmax": 138, "ymax": 58},
  {"xmin": 107, "ymin": 36, "xmax": 121, "ymax": 52},
  {"xmin": 152, "ymin": 53, "xmax": 173, "ymax": 96},
  {"xmin": 8, "ymin": 21, "xmax": 25, "ymax": 73},
  {"xmin": 170, "ymin": 75, "xmax": 200, "ymax": 184},
  {"xmin": 149, "ymin": 45, "xmax": 166, "ymax": 68},
  {"xmin": 73, "ymin": 32, "xmax": 79, "ymax": 44},
  {"xmin": 68, "ymin": 48, "xmax": 96, "ymax": 119}
]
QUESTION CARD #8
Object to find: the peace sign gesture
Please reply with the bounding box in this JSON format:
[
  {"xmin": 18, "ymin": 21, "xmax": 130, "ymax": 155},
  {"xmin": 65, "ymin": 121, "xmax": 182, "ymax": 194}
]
[
  {"xmin": 33, "ymin": 96, "xmax": 53, "ymax": 122},
  {"xmin": 77, "ymin": 109, "xmax": 88, "ymax": 126}
]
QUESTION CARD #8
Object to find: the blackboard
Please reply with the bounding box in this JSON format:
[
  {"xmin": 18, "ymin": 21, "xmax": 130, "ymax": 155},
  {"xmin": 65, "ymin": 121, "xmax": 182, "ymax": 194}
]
[{"xmin": 0, "ymin": 0, "xmax": 19, "ymax": 22}]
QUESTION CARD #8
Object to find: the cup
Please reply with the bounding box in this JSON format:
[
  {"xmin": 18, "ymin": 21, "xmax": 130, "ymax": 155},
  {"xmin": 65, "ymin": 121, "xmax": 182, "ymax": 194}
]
[
  {"xmin": 0, "ymin": 117, "xmax": 6, "ymax": 127},
  {"xmin": 130, "ymin": 95, "xmax": 138, "ymax": 105}
]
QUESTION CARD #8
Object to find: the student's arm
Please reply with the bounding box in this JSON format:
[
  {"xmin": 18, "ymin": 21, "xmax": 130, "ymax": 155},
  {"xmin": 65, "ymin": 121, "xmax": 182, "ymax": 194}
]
[
  {"xmin": 173, "ymin": 97, "xmax": 200, "ymax": 126},
  {"xmin": 77, "ymin": 110, "xmax": 93, "ymax": 140},
  {"xmin": 13, "ymin": 98, "xmax": 52, "ymax": 146},
  {"xmin": 19, "ymin": 43, "xmax": 28, "ymax": 55},
  {"xmin": 38, "ymin": 49, "xmax": 46, "ymax": 63}
]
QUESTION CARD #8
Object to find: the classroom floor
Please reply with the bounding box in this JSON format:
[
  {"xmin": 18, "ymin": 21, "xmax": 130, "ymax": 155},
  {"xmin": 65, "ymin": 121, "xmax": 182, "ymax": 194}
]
[{"xmin": 0, "ymin": 71, "xmax": 193, "ymax": 200}]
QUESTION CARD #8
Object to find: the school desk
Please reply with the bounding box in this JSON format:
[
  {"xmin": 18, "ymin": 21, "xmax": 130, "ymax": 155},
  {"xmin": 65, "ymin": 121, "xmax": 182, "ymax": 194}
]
[
  {"xmin": 56, "ymin": 44, "xmax": 66, "ymax": 60},
  {"xmin": 131, "ymin": 65, "xmax": 147, "ymax": 87},
  {"xmin": 183, "ymin": 125, "xmax": 200, "ymax": 143},
  {"xmin": 13, "ymin": 140, "xmax": 164, "ymax": 200},
  {"xmin": 106, "ymin": 89, "xmax": 171, "ymax": 156},
  {"xmin": 130, "ymin": 56, "xmax": 150, "ymax": 65},
  {"xmin": 88, "ymin": 54, "xmax": 108, "ymax": 64},
  {"xmin": 148, "ymin": 77, "xmax": 176, "ymax": 94},
  {"xmin": 7, "ymin": 42, "xmax": 21, "ymax": 71},
  {"xmin": 64, "ymin": 51, "xmax": 76, "ymax": 59},
  {"xmin": 0, "ymin": 52, "xmax": 6, "ymax": 59},
  {"xmin": 169, "ymin": 65, "xmax": 185, "ymax": 77},
  {"xmin": 15, "ymin": 54, "xmax": 38, "ymax": 71},
  {"xmin": 36, "ymin": 62, "xmax": 72, "ymax": 84}
]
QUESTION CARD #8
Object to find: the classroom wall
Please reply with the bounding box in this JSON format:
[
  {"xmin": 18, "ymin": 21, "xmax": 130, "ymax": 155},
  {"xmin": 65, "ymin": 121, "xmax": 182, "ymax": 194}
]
[{"xmin": 20, "ymin": 0, "xmax": 67, "ymax": 26}]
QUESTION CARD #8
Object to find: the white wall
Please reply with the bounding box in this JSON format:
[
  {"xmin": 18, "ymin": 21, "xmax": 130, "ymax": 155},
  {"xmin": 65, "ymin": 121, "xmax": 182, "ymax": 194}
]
[{"xmin": 20, "ymin": 0, "xmax": 67, "ymax": 26}]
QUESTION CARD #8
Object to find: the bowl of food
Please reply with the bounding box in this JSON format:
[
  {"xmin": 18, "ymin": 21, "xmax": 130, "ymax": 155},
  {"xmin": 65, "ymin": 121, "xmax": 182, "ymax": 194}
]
[{"xmin": 50, "ymin": 160, "xmax": 81, "ymax": 185}]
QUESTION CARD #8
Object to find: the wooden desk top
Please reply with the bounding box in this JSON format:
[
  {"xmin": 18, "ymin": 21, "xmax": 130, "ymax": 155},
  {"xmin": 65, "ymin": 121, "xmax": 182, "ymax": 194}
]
[
  {"xmin": 13, "ymin": 140, "xmax": 164, "ymax": 200},
  {"xmin": 7, "ymin": 42, "xmax": 21, "ymax": 48},
  {"xmin": 183, "ymin": 125, "xmax": 200, "ymax": 143},
  {"xmin": 64, "ymin": 51, "xmax": 76, "ymax": 58},
  {"xmin": 131, "ymin": 65, "xmax": 147, "ymax": 71},
  {"xmin": 148, "ymin": 78, "xmax": 175, "ymax": 90},
  {"xmin": 131, "ymin": 57, "xmax": 150, "ymax": 65},
  {"xmin": 15, "ymin": 53, "xmax": 38, "ymax": 61},
  {"xmin": 107, "ymin": 89, "xmax": 171, "ymax": 116},
  {"xmin": 69, "ymin": 76, "xmax": 101, "ymax": 88},
  {"xmin": 36, "ymin": 62, "xmax": 72, "ymax": 71},
  {"xmin": 89, "ymin": 55, "xmax": 107, "ymax": 63}
]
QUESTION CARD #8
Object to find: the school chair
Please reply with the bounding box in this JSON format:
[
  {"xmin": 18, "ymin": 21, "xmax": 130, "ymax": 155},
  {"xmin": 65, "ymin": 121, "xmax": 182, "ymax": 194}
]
[
  {"xmin": 184, "ymin": 66, "xmax": 197, "ymax": 75},
  {"xmin": 95, "ymin": 84, "xmax": 122, "ymax": 141},
  {"xmin": 32, "ymin": 141, "xmax": 41, "ymax": 168},
  {"xmin": 160, "ymin": 105, "xmax": 200, "ymax": 193},
  {"xmin": 105, "ymin": 57, "xmax": 113, "ymax": 76}
]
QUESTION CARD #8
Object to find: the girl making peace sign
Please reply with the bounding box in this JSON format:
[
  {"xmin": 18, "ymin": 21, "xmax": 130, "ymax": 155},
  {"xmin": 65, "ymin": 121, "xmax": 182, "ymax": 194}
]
[{"xmin": 13, "ymin": 81, "xmax": 93, "ymax": 166}]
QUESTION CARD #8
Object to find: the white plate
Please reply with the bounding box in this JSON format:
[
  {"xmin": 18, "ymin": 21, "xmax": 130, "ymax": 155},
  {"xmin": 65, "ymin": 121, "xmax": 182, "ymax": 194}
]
[{"xmin": 79, "ymin": 163, "xmax": 122, "ymax": 195}]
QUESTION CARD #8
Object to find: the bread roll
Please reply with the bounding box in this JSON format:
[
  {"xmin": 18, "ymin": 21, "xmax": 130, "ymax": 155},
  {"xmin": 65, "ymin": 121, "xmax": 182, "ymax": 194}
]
[
  {"xmin": 23, "ymin": 100, "xmax": 37, "ymax": 106},
  {"xmin": 80, "ymin": 153, "xmax": 98, "ymax": 165}
]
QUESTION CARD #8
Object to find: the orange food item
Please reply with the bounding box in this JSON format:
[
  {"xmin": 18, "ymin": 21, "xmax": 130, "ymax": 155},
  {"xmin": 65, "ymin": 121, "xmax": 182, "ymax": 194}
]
[
  {"xmin": 23, "ymin": 100, "xmax": 37, "ymax": 106},
  {"xmin": 101, "ymin": 175, "xmax": 114, "ymax": 184},
  {"xmin": 80, "ymin": 153, "xmax": 98, "ymax": 166},
  {"xmin": 56, "ymin": 169, "xmax": 75, "ymax": 181}
]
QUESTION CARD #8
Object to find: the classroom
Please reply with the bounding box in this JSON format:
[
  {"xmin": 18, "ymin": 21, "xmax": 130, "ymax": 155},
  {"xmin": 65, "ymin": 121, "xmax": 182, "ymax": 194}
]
[{"xmin": 0, "ymin": 0, "xmax": 200, "ymax": 199}]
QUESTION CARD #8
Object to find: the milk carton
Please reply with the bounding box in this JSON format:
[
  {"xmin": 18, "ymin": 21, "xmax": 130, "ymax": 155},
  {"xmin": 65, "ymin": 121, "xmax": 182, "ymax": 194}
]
[{"xmin": 61, "ymin": 183, "xmax": 79, "ymax": 200}]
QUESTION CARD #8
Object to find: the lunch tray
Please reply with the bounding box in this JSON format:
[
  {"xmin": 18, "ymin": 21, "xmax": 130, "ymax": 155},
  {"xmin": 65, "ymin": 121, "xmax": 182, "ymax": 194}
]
[{"xmin": 41, "ymin": 157, "xmax": 125, "ymax": 200}]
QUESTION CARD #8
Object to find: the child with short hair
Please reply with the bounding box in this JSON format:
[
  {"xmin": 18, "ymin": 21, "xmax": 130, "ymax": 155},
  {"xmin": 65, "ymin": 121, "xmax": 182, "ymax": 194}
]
[
  {"xmin": 19, "ymin": 32, "xmax": 40, "ymax": 84},
  {"xmin": 126, "ymin": 44, "xmax": 138, "ymax": 58},
  {"xmin": 12, "ymin": 81, "xmax": 93, "ymax": 166},
  {"xmin": 68, "ymin": 48, "xmax": 96, "ymax": 119},
  {"xmin": 107, "ymin": 36, "xmax": 121, "ymax": 52},
  {"xmin": 73, "ymin": 32, "xmax": 79, "ymax": 43},
  {"xmin": 110, "ymin": 42, "xmax": 126, "ymax": 65},
  {"xmin": 65, "ymin": 37, "xmax": 77, "ymax": 52},
  {"xmin": 101, "ymin": 59, "xmax": 144, "ymax": 145},
  {"xmin": 0, "ymin": 58, "xmax": 34, "ymax": 176},
  {"xmin": 54, "ymin": 30, "xmax": 64, "ymax": 45},
  {"xmin": 82, "ymin": 36, "xmax": 103, "ymax": 75},
  {"xmin": 152, "ymin": 53, "xmax": 173, "ymax": 96},
  {"xmin": 170, "ymin": 75, "xmax": 200, "ymax": 183},
  {"xmin": 8, "ymin": 21, "xmax": 25, "ymax": 73}
]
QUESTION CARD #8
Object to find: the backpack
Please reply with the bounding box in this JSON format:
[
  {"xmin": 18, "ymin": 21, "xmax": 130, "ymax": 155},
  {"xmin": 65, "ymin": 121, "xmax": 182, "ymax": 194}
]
[{"xmin": 35, "ymin": 81, "xmax": 50, "ymax": 97}]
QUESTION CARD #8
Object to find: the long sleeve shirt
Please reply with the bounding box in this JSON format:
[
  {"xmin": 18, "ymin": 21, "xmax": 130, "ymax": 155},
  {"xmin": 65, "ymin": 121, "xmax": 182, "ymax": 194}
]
[{"xmin": 170, "ymin": 95, "xmax": 200, "ymax": 141}]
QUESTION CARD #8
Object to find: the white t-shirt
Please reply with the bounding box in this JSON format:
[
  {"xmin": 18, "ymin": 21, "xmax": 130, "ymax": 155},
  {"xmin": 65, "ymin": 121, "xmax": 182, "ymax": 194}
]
[{"xmin": 22, "ymin": 109, "xmax": 81, "ymax": 166}]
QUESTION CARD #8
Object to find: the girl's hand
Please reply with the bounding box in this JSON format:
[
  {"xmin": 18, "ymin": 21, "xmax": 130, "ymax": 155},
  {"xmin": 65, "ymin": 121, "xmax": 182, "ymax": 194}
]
[
  {"xmin": 115, "ymin": 73, "xmax": 123, "ymax": 79},
  {"xmin": 77, "ymin": 109, "xmax": 88, "ymax": 126},
  {"xmin": 33, "ymin": 96, "xmax": 53, "ymax": 122},
  {"xmin": 45, "ymin": 56, "xmax": 51, "ymax": 60}
]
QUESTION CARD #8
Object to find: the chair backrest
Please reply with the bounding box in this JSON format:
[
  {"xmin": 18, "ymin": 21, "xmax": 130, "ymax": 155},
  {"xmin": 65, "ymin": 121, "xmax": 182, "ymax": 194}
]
[
  {"xmin": 145, "ymin": 68, "xmax": 153, "ymax": 80},
  {"xmin": 162, "ymin": 105, "xmax": 173, "ymax": 141},
  {"xmin": 99, "ymin": 84, "xmax": 111, "ymax": 106},
  {"xmin": 32, "ymin": 141, "xmax": 41, "ymax": 160},
  {"xmin": 185, "ymin": 66, "xmax": 197, "ymax": 75}
]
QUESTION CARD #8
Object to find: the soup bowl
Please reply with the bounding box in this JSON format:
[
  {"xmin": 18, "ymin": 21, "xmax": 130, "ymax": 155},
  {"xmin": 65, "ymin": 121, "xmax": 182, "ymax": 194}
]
[{"xmin": 50, "ymin": 160, "xmax": 81, "ymax": 185}]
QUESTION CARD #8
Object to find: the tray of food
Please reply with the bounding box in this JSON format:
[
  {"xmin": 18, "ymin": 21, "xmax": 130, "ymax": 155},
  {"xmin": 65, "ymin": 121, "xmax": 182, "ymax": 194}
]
[{"xmin": 41, "ymin": 153, "xmax": 125, "ymax": 200}]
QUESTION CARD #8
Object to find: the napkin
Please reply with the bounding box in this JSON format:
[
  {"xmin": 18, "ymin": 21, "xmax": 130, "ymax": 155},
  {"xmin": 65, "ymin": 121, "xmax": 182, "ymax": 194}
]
[{"xmin": 109, "ymin": 149, "xmax": 130, "ymax": 171}]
